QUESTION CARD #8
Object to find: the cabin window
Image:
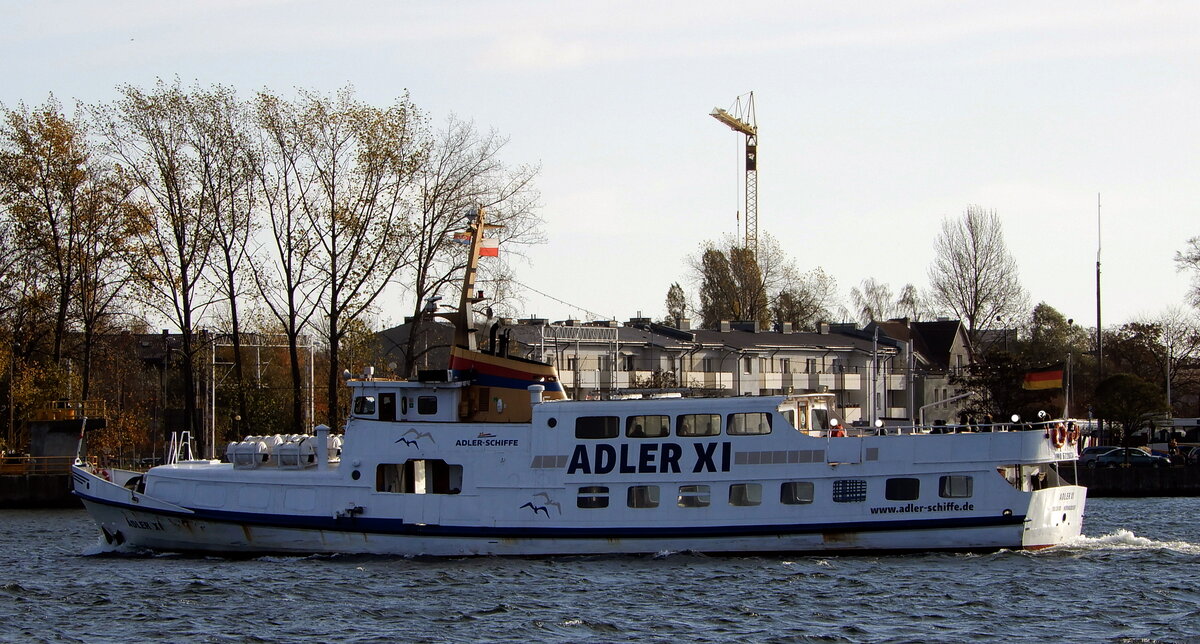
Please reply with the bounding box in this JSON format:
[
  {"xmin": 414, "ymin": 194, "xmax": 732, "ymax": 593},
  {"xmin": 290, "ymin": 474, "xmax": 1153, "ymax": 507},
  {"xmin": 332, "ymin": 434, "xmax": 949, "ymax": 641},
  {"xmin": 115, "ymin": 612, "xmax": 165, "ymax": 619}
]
[
  {"xmin": 417, "ymin": 396, "xmax": 437, "ymax": 415},
  {"xmin": 728, "ymin": 412, "xmax": 772, "ymax": 435},
  {"xmin": 379, "ymin": 393, "xmax": 396, "ymax": 421},
  {"xmin": 567, "ymin": 356, "xmax": 578, "ymax": 371},
  {"xmin": 627, "ymin": 485, "xmax": 660, "ymax": 509},
  {"xmin": 782, "ymin": 409, "xmax": 796, "ymax": 428},
  {"xmin": 577, "ymin": 486, "xmax": 609, "ymax": 509},
  {"xmin": 939, "ymin": 475, "xmax": 974, "ymax": 498},
  {"xmin": 677, "ymin": 414, "xmax": 721, "ymax": 437},
  {"xmin": 780, "ymin": 358, "xmax": 791, "ymax": 374},
  {"xmin": 677, "ymin": 484, "xmax": 711, "ymax": 508},
  {"xmin": 623, "ymin": 355, "xmax": 635, "ymax": 371},
  {"xmin": 728, "ymin": 483, "xmax": 762, "ymax": 507},
  {"xmin": 781, "ymin": 481, "xmax": 814, "ymax": 505},
  {"xmin": 376, "ymin": 459, "xmax": 462, "ymax": 494},
  {"xmin": 576, "ymin": 416, "xmax": 619, "ymax": 439},
  {"xmin": 353, "ymin": 396, "xmax": 376, "ymax": 416},
  {"xmin": 743, "ymin": 356, "xmax": 753, "ymax": 374},
  {"xmin": 626, "ymin": 415, "xmax": 670, "ymax": 438},
  {"xmin": 885, "ymin": 478, "xmax": 921, "ymax": 501},
  {"xmin": 832, "ymin": 479, "xmax": 867, "ymax": 503},
  {"xmin": 478, "ymin": 388, "xmax": 490, "ymax": 412}
]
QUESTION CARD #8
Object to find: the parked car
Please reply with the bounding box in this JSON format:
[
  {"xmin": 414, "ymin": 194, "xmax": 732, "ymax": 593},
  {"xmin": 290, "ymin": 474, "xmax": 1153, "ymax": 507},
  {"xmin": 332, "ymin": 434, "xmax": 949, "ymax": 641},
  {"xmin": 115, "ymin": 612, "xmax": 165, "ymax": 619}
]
[
  {"xmin": 1079, "ymin": 446, "xmax": 1119, "ymax": 467},
  {"xmin": 1180, "ymin": 445, "xmax": 1200, "ymax": 465},
  {"xmin": 1089, "ymin": 448, "xmax": 1171, "ymax": 468}
]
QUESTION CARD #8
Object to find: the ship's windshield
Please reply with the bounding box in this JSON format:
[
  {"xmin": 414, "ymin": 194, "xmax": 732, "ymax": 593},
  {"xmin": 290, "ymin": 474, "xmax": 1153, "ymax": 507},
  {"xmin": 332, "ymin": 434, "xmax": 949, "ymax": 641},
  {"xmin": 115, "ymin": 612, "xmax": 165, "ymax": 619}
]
[{"xmin": 812, "ymin": 408, "xmax": 830, "ymax": 432}]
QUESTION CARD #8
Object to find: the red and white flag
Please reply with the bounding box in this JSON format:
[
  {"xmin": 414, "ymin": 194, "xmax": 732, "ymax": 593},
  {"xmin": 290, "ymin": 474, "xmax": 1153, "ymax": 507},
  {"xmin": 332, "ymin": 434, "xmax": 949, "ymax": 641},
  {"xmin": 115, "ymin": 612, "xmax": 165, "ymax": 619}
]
[{"xmin": 479, "ymin": 238, "xmax": 499, "ymax": 257}]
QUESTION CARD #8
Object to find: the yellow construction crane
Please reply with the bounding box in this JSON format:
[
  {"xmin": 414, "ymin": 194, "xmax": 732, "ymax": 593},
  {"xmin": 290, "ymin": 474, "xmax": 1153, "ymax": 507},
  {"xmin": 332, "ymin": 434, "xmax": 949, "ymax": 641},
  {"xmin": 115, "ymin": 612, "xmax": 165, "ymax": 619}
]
[{"xmin": 710, "ymin": 91, "xmax": 758, "ymax": 259}]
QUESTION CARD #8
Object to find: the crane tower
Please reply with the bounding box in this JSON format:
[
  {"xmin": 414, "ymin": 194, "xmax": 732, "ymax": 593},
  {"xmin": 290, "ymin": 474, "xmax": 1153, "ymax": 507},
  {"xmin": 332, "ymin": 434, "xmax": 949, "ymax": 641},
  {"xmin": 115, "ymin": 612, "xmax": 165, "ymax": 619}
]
[{"xmin": 710, "ymin": 92, "xmax": 758, "ymax": 258}]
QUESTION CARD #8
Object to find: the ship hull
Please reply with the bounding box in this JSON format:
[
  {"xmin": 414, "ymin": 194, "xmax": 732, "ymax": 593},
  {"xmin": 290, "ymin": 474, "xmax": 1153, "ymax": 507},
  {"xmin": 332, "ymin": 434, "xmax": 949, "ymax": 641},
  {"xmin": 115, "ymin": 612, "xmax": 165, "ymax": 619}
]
[{"xmin": 76, "ymin": 467, "xmax": 1084, "ymax": 556}]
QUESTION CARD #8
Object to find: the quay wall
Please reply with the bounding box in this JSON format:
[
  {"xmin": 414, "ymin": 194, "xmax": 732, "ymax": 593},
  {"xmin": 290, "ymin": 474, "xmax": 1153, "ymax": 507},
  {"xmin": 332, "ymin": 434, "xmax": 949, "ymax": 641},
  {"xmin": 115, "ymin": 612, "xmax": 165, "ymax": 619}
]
[
  {"xmin": 1063, "ymin": 465, "xmax": 1200, "ymax": 497},
  {"xmin": 0, "ymin": 475, "xmax": 79, "ymax": 508}
]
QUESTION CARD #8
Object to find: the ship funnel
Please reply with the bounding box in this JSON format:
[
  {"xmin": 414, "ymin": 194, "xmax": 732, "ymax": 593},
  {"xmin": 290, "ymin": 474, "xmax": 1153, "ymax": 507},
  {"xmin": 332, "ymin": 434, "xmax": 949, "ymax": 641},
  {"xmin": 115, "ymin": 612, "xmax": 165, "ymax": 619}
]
[{"xmin": 528, "ymin": 384, "xmax": 545, "ymax": 405}]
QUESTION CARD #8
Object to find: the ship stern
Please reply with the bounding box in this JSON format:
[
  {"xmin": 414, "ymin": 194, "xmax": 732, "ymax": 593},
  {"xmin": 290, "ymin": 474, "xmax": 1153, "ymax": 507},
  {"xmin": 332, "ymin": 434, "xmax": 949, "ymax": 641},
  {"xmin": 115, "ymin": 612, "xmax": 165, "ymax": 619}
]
[{"xmin": 1021, "ymin": 485, "xmax": 1087, "ymax": 549}]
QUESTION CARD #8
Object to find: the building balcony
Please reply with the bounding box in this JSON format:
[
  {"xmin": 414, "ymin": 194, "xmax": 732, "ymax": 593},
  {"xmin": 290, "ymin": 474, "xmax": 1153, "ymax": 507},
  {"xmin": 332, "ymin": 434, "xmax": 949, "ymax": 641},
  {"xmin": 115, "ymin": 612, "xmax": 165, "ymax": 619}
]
[
  {"xmin": 808, "ymin": 373, "xmax": 836, "ymax": 390},
  {"xmin": 682, "ymin": 371, "xmax": 733, "ymax": 390}
]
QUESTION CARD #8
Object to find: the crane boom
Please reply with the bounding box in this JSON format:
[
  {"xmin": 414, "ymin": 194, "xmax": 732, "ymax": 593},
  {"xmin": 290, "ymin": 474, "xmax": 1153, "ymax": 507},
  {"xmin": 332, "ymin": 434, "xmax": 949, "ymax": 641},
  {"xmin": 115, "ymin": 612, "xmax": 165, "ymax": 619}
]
[{"xmin": 710, "ymin": 92, "xmax": 758, "ymax": 259}]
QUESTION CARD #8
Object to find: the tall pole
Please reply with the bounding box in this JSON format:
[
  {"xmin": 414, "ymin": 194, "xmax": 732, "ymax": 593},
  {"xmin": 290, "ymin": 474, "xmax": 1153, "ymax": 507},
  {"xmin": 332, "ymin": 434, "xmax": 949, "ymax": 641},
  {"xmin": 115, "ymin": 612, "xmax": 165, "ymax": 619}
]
[
  {"xmin": 1096, "ymin": 193, "xmax": 1103, "ymax": 382},
  {"xmin": 1096, "ymin": 193, "xmax": 1105, "ymax": 443}
]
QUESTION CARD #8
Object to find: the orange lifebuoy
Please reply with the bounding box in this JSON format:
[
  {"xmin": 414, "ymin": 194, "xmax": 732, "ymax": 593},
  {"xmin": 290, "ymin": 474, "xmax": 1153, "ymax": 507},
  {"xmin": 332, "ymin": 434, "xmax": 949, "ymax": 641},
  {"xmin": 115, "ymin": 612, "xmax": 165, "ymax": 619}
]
[
  {"xmin": 96, "ymin": 467, "xmax": 110, "ymax": 482},
  {"xmin": 1051, "ymin": 424, "xmax": 1066, "ymax": 448},
  {"xmin": 1067, "ymin": 425, "xmax": 1080, "ymax": 444}
]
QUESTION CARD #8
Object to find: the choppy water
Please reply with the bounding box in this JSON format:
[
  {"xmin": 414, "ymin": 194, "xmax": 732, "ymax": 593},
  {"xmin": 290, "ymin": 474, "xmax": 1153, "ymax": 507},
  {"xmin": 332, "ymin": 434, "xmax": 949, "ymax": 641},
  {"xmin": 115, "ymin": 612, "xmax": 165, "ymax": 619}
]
[{"xmin": 1, "ymin": 498, "xmax": 1198, "ymax": 642}]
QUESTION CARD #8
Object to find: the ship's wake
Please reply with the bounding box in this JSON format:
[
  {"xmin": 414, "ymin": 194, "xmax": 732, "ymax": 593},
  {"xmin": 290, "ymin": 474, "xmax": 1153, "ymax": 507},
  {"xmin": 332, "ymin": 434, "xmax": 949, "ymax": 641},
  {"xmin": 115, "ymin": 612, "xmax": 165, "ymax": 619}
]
[{"xmin": 1058, "ymin": 529, "xmax": 1200, "ymax": 555}]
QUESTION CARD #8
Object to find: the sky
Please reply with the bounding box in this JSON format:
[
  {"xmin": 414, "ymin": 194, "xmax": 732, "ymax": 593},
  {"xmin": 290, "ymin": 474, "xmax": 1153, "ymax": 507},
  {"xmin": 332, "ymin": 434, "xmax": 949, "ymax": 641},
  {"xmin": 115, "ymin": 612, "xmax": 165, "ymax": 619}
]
[{"xmin": 3, "ymin": 1, "xmax": 1197, "ymax": 331}]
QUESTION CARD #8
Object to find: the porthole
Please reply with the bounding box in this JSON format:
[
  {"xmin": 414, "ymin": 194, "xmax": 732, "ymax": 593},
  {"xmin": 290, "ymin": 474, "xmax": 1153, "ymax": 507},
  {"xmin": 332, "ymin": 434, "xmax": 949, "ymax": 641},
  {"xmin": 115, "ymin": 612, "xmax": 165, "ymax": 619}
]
[
  {"xmin": 547, "ymin": 417, "xmax": 557, "ymax": 428},
  {"xmin": 351, "ymin": 470, "xmax": 361, "ymax": 480}
]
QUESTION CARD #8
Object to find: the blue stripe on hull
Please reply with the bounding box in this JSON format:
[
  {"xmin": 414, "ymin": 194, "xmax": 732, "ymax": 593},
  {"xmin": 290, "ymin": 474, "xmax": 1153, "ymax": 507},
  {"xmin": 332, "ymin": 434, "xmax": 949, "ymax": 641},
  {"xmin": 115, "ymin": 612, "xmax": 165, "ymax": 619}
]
[
  {"xmin": 77, "ymin": 490, "xmax": 1024, "ymax": 540},
  {"xmin": 470, "ymin": 372, "xmax": 566, "ymax": 393}
]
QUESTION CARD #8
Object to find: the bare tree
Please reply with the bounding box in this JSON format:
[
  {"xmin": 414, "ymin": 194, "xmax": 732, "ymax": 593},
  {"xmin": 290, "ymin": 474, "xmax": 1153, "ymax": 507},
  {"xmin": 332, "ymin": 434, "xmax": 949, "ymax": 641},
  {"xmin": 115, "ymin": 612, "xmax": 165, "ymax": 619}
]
[
  {"xmin": 773, "ymin": 268, "xmax": 837, "ymax": 331},
  {"xmin": 927, "ymin": 205, "xmax": 1026, "ymax": 342},
  {"xmin": 252, "ymin": 90, "xmax": 328, "ymax": 432},
  {"xmin": 398, "ymin": 116, "xmax": 541, "ymax": 376},
  {"xmin": 185, "ymin": 86, "xmax": 257, "ymax": 426},
  {"xmin": 287, "ymin": 87, "xmax": 424, "ymax": 428},
  {"xmin": 849, "ymin": 278, "xmax": 895, "ymax": 325},
  {"xmin": 72, "ymin": 163, "xmax": 143, "ymax": 400},
  {"xmin": 1177, "ymin": 236, "xmax": 1200, "ymax": 309},
  {"xmin": 94, "ymin": 80, "xmax": 221, "ymax": 437}
]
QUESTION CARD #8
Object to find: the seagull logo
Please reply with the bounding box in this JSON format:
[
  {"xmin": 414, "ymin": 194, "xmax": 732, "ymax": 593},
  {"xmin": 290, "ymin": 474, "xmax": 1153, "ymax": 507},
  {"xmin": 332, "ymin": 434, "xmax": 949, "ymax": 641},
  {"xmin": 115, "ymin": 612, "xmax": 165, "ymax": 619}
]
[
  {"xmin": 395, "ymin": 428, "xmax": 435, "ymax": 447},
  {"xmin": 520, "ymin": 492, "xmax": 561, "ymax": 517},
  {"xmin": 519, "ymin": 502, "xmax": 549, "ymax": 517}
]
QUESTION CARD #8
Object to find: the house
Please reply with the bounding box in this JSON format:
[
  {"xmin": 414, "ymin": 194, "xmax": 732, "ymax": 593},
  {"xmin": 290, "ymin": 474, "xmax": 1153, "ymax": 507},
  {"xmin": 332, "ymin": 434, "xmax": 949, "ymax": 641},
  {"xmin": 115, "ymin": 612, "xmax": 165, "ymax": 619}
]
[
  {"xmin": 869, "ymin": 318, "xmax": 973, "ymax": 425},
  {"xmin": 375, "ymin": 315, "xmax": 971, "ymax": 426}
]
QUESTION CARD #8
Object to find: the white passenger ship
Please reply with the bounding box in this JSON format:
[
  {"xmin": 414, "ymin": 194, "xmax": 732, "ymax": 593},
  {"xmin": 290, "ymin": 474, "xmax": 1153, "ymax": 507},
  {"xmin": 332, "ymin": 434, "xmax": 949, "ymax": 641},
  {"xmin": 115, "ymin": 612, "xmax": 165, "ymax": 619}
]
[{"xmin": 72, "ymin": 211, "xmax": 1086, "ymax": 556}]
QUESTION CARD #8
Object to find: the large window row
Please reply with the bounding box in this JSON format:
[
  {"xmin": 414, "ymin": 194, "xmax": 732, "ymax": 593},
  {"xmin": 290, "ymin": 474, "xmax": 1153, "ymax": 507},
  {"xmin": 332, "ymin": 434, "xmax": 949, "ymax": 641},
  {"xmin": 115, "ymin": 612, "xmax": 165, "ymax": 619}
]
[
  {"xmin": 576, "ymin": 476, "xmax": 974, "ymax": 509},
  {"xmin": 574, "ymin": 413, "xmax": 773, "ymax": 440}
]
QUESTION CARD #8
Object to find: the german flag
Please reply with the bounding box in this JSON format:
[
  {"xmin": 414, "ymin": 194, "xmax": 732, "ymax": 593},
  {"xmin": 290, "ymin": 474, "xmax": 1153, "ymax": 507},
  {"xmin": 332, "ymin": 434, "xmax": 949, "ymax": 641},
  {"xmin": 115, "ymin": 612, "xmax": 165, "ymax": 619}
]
[{"xmin": 1022, "ymin": 365, "xmax": 1064, "ymax": 390}]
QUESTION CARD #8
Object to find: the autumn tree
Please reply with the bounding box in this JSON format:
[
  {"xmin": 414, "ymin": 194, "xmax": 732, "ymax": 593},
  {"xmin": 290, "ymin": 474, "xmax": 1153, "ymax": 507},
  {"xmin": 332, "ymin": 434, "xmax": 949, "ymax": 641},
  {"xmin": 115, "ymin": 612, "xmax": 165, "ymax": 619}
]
[
  {"xmin": 950, "ymin": 351, "xmax": 1057, "ymax": 421},
  {"xmin": 694, "ymin": 233, "xmax": 794, "ymax": 329},
  {"xmin": 928, "ymin": 205, "xmax": 1026, "ymax": 342},
  {"xmin": 1095, "ymin": 373, "xmax": 1168, "ymax": 447},
  {"xmin": 0, "ymin": 98, "xmax": 92, "ymax": 364},
  {"xmin": 1104, "ymin": 309, "xmax": 1200, "ymax": 415},
  {"xmin": 0, "ymin": 97, "xmax": 144, "ymax": 400},
  {"xmin": 665, "ymin": 282, "xmax": 686, "ymax": 327}
]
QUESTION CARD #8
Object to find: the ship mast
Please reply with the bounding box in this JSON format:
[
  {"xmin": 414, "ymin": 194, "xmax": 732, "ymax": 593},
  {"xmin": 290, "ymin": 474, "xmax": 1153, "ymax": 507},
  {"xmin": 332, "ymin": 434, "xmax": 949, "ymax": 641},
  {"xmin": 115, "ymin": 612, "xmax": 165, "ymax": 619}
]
[{"xmin": 453, "ymin": 207, "xmax": 497, "ymax": 350}]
